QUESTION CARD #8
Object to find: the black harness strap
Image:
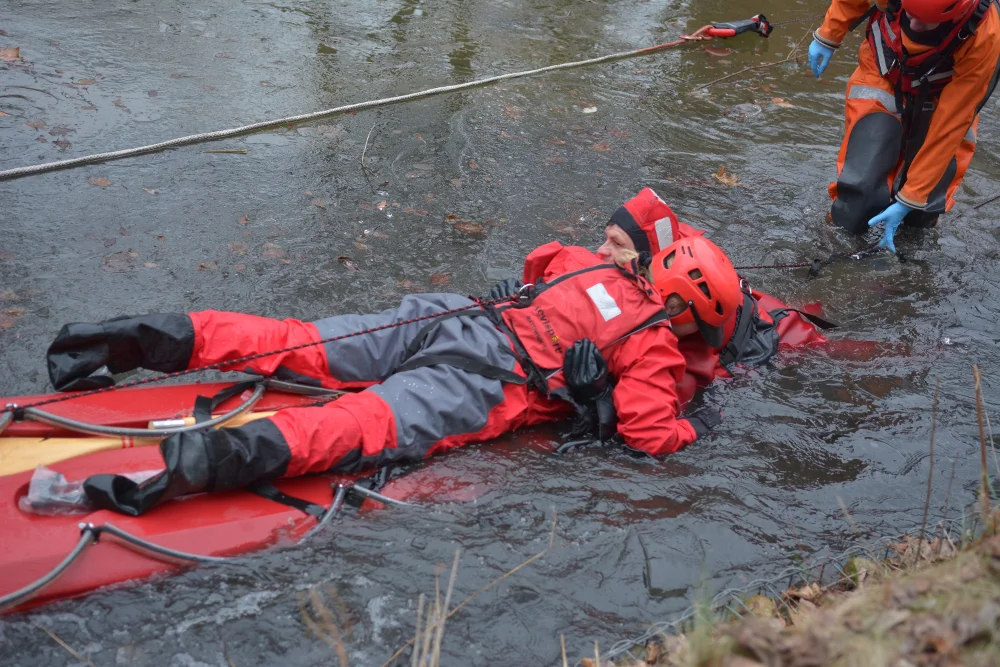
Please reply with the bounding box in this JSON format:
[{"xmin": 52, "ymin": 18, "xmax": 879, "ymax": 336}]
[
  {"xmin": 773, "ymin": 308, "xmax": 840, "ymax": 330},
  {"xmin": 193, "ymin": 380, "xmax": 259, "ymax": 424},
  {"xmin": 718, "ymin": 292, "xmax": 757, "ymax": 370},
  {"xmin": 249, "ymin": 482, "xmax": 326, "ymax": 519},
  {"xmin": 849, "ymin": 3, "xmax": 879, "ymax": 32}
]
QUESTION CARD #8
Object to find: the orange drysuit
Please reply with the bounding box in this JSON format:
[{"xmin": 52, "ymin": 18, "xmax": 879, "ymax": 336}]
[{"xmin": 816, "ymin": 0, "xmax": 1000, "ymax": 233}]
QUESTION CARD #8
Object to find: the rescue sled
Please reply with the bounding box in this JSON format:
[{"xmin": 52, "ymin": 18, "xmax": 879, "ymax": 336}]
[{"xmin": 0, "ymin": 380, "xmax": 422, "ymax": 615}]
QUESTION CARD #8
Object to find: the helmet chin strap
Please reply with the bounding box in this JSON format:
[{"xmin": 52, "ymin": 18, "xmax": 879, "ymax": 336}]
[{"xmin": 689, "ymin": 301, "xmax": 725, "ymax": 349}]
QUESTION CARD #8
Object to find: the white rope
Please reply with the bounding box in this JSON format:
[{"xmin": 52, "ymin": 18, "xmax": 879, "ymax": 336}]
[{"xmin": 0, "ymin": 38, "xmax": 703, "ymax": 181}]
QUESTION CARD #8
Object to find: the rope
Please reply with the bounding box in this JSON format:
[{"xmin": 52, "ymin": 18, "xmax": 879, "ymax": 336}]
[
  {"xmin": 0, "ymin": 28, "xmax": 715, "ymax": 181},
  {"xmin": 1, "ymin": 295, "xmax": 517, "ymax": 414}
]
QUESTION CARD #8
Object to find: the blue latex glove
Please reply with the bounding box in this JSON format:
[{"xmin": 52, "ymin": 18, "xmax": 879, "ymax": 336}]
[
  {"xmin": 867, "ymin": 201, "xmax": 913, "ymax": 253},
  {"xmin": 808, "ymin": 39, "xmax": 835, "ymax": 78}
]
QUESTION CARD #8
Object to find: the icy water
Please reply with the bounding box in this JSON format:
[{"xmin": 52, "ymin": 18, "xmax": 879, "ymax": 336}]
[{"xmin": 2, "ymin": 0, "xmax": 1000, "ymax": 664}]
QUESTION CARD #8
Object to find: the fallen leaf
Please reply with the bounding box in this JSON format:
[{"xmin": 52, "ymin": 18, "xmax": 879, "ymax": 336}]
[
  {"xmin": 0, "ymin": 252, "xmax": 14, "ymax": 261},
  {"xmin": 54, "ymin": 139, "xmax": 71, "ymax": 151},
  {"xmin": 581, "ymin": 106, "xmax": 597, "ymax": 114},
  {"xmin": 312, "ymin": 198, "xmax": 326, "ymax": 209},
  {"xmin": 227, "ymin": 242, "xmax": 249, "ymax": 255},
  {"xmin": 116, "ymin": 226, "xmax": 131, "ymax": 237},
  {"xmin": 88, "ymin": 176, "xmax": 112, "ymax": 188},
  {"xmin": 259, "ymin": 81, "xmax": 273, "ymax": 87},
  {"xmin": 772, "ymin": 97, "xmax": 794, "ymax": 108},
  {"xmin": 25, "ymin": 120, "xmax": 45, "ymax": 130},
  {"xmin": 0, "ymin": 290, "xmax": 17, "ymax": 302},
  {"xmin": 0, "ymin": 313, "xmax": 20, "ymax": 330},
  {"xmin": 337, "ymin": 256, "xmax": 361, "ymax": 271},
  {"xmin": 155, "ymin": 235, "xmax": 165, "ymax": 242},
  {"xmin": 143, "ymin": 262, "xmax": 157, "ymax": 268},
  {"xmin": 545, "ymin": 157, "xmax": 565, "ymax": 165},
  {"xmin": 712, "ymin": 166, "xmax": 741, "ymax": 187},
  {"xmin": 450, "ymin": 178, "xmax": 462, "ymax": 188},
  {"xmin": 454, "ymin": 221, "xmax": 484, "ymax": 234},
  {"xmin": 112, "ymin": 98, "xmax": 131, "ymax": 113},
  {"xmin": 198, "ymin": 261, "xmax": 218, "ymax": 271},
  {"xmin": 469, "ymin": 159, "xmax": 478, "ymax": 170},
  {"xmin": 35, "ymin": 136, "xmax": 47, "ymax": 143},
  {"xmin": 424, "ymin": 194, "xmax": 436, "ymax": 200},
  {"xmin": 238, "ymin": 215, "xmax": 249, "ymax": 224},
  {"xmin": 101, "ymin": 250, "xmax": 136, "ymax": 272},
  {"xmin": 103, "ymin": 238, "xmax": 116, "ymax": 248},
  {"xmin": 375, "ymin": 200, "xmax": 388, "ymax": 211},
  {"xmin": 215, "ymin": 52, "xmax": 232, "ymax": 59},
  {"xmin": 147, "ymin": 90, "xmax": 158, "ymax": 97},
  {"xmin": 170, "ymin": 73, "xmax": 183, "ymax": 78},
  {"xmin": 402, "ymin": 208, "xmax": 428, "ymax": 216},
  {"xmin": 0, "ymin": 47, "xmax": 23, "ymax": 62},
  {"xmin": 304, "ymin": 190, "xmax": 313, "ymax": 196},
  {"xmin": 203, "ymin": 85, "xmax": 215, "ymax": 92},
  {"xmin": 592, "ymin": 141, "xmax": 611, "ymax": 152},
  {"xmin": 233, "ymin": 263, "xmax": 246, "ymax": 271},
  {"xmin": 144, "ymin": 188, "xmax": 159, "ymax": 195},
  {"xmin": 48, "ymin": 126, "xmax": 73, "ymax": 137},
  {"xmin": 78, "ymin": 78, "xmax": 97, "ymax": 85},
  {"xmin": 261, "ymin": 242, "xmax": 286, "ymax": 259},
  {"xmin": 0, "ymin": 111, "xmax": 9, "ymax": 117},
  {"xmin": 353, "ymin": 242, "xmax": 368, "ymax": 250},
  {"xmin": 429, "ymin": 272, "xmax": 451, "ymax": 285},
  {"xmin": 444, "ymin": 214, "xmax": 460, "ymax": 221},
  {"xmin": 415, "ymin": 133, "xmax": 425, "ymax": 143},
  {"xmin": 373, "ymin": 231, "xmax": 390, "ymax": 239}
]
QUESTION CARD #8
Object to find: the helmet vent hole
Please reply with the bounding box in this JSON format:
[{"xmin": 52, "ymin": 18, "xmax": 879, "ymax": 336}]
[
  {"xmin": 688, "ymin": 269, "xmax": 703, "ymax": 280},
  {"xmin": 698, "ymin": 282, "xmax": 711, "ymax": 298},
  {"xmin": 716, "ymin": 302, "xmax": 724, "ymax": 315},
  {"xmin": 944, "ymin": 2, "xmax": 958, "ymax": 12},
  {"xmin": 663, "ymin": 251, "xmax": 675, "ymax": 269}
]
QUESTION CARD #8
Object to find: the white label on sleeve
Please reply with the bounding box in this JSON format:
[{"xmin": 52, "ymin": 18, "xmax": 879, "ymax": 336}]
[{"xmin": 586, "ymin": 283, "xmax": 621, "ymax": 321}]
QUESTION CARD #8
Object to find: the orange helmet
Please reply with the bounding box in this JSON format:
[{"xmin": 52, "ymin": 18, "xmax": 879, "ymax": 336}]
[
  {"xmin": 649, "ymin": 237, "xmax": 743, "ymax": 346},
  {"xmin": 902, "ymin": 0, "xmax": 976, "ymax": 23}
]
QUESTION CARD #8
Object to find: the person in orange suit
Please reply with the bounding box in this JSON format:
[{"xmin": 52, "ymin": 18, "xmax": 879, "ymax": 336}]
[{"xmin": 808, "ymin": 0, "xmax": 1000, "ymax": 251}]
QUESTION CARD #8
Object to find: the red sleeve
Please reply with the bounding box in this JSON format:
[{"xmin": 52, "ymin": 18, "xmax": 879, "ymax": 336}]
[
  {"xmin": 521, "ymin": 241, "xmax": 566, "ymax": 284},
  {"xmin": 605, "ymin": 325, "xmax": 698, "ymax": 456},
  {"xmin": 188, "ymin": 310, "xmax": 332, "ymax": 382}
]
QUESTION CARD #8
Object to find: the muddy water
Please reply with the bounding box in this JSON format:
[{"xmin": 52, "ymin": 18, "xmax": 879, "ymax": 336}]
[{"xmin": 2, "ymin": 0, "xmax": 1000, "ymax": 664}]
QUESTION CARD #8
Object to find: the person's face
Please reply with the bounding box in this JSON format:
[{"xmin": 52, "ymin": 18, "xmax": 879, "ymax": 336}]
[
  {"xmin": 596, "ymin": 223, "xmax": 635, "ymax": 263},
  {"xmin": 909, "ymin": 17, "xmax": 941, "ymax": 31}
]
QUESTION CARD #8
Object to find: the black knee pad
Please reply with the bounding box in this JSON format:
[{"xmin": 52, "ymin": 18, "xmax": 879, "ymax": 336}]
[{"xmin": 831, "ymin": 112, "xmax": 902, "ymax": 235}]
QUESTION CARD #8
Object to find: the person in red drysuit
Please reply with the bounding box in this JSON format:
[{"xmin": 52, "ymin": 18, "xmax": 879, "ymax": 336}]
[
  {"xmin": 46, "ymin": 243, "xmax": 722, "ymax": 516},
  {"xmin": 593, "ymin": 187, "xmax": 829, "ymax": 400}
]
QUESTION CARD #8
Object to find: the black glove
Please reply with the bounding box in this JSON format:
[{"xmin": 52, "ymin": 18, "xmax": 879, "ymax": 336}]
[
  {"xmin": 83, "ymin": 418, "xmax": 291, "ymax": 516},
  {"xmin": 686, "ymin": 406, "xmax": 723, "ymax": 438},
  {"xmin": 46, "ymin": 313, "xmax": 195, "ymax": 391},
  {"xmin": 487, "ymin": 277, "xmax": 523, "ymax": 301},
  {"xmin": 563, "ymin": 338, "xmax": 609, "ymax": 402}
]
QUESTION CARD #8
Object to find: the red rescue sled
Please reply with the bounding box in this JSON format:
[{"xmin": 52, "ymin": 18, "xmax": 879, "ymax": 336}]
[{"xmin": 0, "ymin": 382, "xmax": 408, "ymax": 615}]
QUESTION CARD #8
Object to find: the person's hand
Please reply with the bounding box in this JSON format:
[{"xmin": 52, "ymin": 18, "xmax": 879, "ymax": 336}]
[
  {"xmin": 563, "ymin": 338, "xmax": 609, "ymax": 402},
  {"xmin": 487, "ymin": 277, "xmax": 523, "ymax": 301},
  {"xmin": 867, "ymin": 201, "xmax": 913, "ymax": 253},
  {"xmin": 686, "ymin": 406, "xmax": 723, "ymax": 438},
  {"xmin": 808, "ymin": 39, "xmax": 835, "ymax": 78}
]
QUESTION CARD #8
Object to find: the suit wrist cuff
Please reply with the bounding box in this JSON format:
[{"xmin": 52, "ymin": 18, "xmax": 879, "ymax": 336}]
[
  {"xmin": 895, "ymin": 192, "xmax": 927, "ymax": 210},
  {"xmin": 814, "ymin": 30, "xmax": 842, "ymax": 49}
]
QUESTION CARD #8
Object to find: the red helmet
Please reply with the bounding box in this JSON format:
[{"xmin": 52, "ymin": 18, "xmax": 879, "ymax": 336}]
[
  {"xmin": 902, "ymin": 0, "xmax": 976, "ymax": 23},
  {"xmin": 649, "ymin": 237, "xmax": 742, "ymax": 345}
]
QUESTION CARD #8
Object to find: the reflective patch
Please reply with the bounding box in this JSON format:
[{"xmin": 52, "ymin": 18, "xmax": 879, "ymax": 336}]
[
  {"xmin": 849, "ymin": 84, "xmax": 898, "ymax": 113},
  {"xmin": 586, "ymin": 283, "xmax": 621, "ymax": 321},
  {"xmin": 653, "ymin": 216, "xmax": 674, "ymax": 252},
  {"xmin": 872, "ymin": 21, "xmax": 890, "ymax": 75}
]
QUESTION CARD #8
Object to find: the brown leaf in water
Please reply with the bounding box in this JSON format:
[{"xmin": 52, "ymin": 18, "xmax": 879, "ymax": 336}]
[
  {"xmin": 238, "ymin": 215, "xmax": 250, "ymax": 224},
  {"xmin": 147, "ymin": 90, "xmax": 158, "ymax": 97},
  {"xmin": 450, "ymin": 177, "xmax": 462, "ymax": 188},
  {"xmin": 375, "ymin": 200, "xmax": 388, "ymax": 211},
  {"xmin": 259, "ymin": 81, "xmax": 273, "ymax": 87},
  {"xmin": 48, "ymin": 126, "xmax": 73, "ymax": 136},
  {"xmin": 503, "ymin": 103, "xmax": 523, "ymax": 120},
  {"xmin": 204, "ymin": 85, "xmax": 215, "ymax": 92},
  {"xmin": 353, "ymin": 242, "xmax": 368, "ymax": 250},
  {"xmin": 25, "ymin": 120, "xmax": 45, "ymax": 130},
  {"xmin": 592, "ymin": 141, "xmax": 611, "ymax": 152},
  {"xmin": 233, "ymin": 263, "xmax": 246, "ymax": 271},
  {"xmin": 155, "ymin": 235, "xmax": 165, "ymax": 242},
  {"xmin": 0, "ymin": 313, "xmax": 20, "ymax": 330},
  {"xmin": 198, "ymin": 261, "xmax": 218, "ymax": 271},
  {"xmin": 453, "ymin": 221, "xmax": 484, "ymax": 234},
  {"xmin": 0, "ymin": 111, "xmax": 9, "ymax": 117},
  {"xmin": 424, "ymin": 194, "xmax": 436, "ymax": 200},
  {"xmin": 468, "ymin": 159, "xmax": 478, "ymax": 170},
  {"xmin": 337, "ymin": 256, "xmax": 361, "ymax": 271},
  {"xmin": 88, "ymin": 176, "xmax": 112, "ymax": 188},
  {"xmin": 54, "ymin": 139, "xmax": 71, "ymax": 151},
  {"xmin": 373, "ymin": 231, "xmax": 389, "ymax": 239},
  {"xmin": 704, "ymin": 45, "xmax": 732, "ymax": 57},
  {"xmin": 712, "ymin": 166, "xmax": 740, "ymax": 187},
  {"xmin": 103, "ymin": 238, "xmax": 116, "ymax": 248},
  {"xmin": 0, "ymin": 290, "xmax": 17, "ymax": 302},
  {"xmin": 78, "ymin": 78, "xmax": 97, "ymax": 85},
  {"xmin": 35, "ymin": 136, "xmax": 47, "ymax": 143},
  {"xmin": 402, "ymin": 208, "xmax": 428, "ymax": 216},
  {"xmin": 143, "ymin": 262, "xmax": 157, "ymax": 268},
  {"xmin": 547, "ymin": 138, "xmax": 567, "ymax": 145},
  {"xmin": 215, "ymin": 52, "xmax": 232, "ymax": 59},
  {"xmin": 170, "ymin": 73, "xmax": 183, "ymax": 79},
  {"xmin": 772, "ymin": 97, "xmax": 794, "ymax": 108},
  {"xmin": 119, "ymin": 226, "xmax": 131, "ymax": 236},
  {"xmin": 101, "ymin": 251, "xmax": 136, "ymax": 272},
  {"xmin": 545, "ymin": 157, "xmax": 564, "ymax": 165},
  {"xmin": 429, "ymin": 272, "xmax": 451, "ymax": 286},
  {"xmin": 227, "ymin": 242, "xmax": 249, "ymax": 256},
  {"xmin": 0, "ymin": 47, "xmax": 23, "ymax": 62},
  {"xmin": 112, "ymin": 98, "xmax": 130, "ymax": 113},
  {"xmin": 261, "ymin": 242, "xmax": 286, "ymax": 259},
  {"xmin": 312, "ymin": 198, "xmax": 326, "ymax": 209},
  {"xmin": 0, "ymin": 252, "xmax": 13, "ymax": 261},
  {"xmin": 444, "ymin": 214, "xmax": 460, "ymax": 221}
]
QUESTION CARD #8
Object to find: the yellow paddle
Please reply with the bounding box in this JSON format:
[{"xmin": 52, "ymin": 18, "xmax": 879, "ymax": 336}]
[{"xmin": 0, "ymin": 411, "xmax": 275, "ymax": 477}]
